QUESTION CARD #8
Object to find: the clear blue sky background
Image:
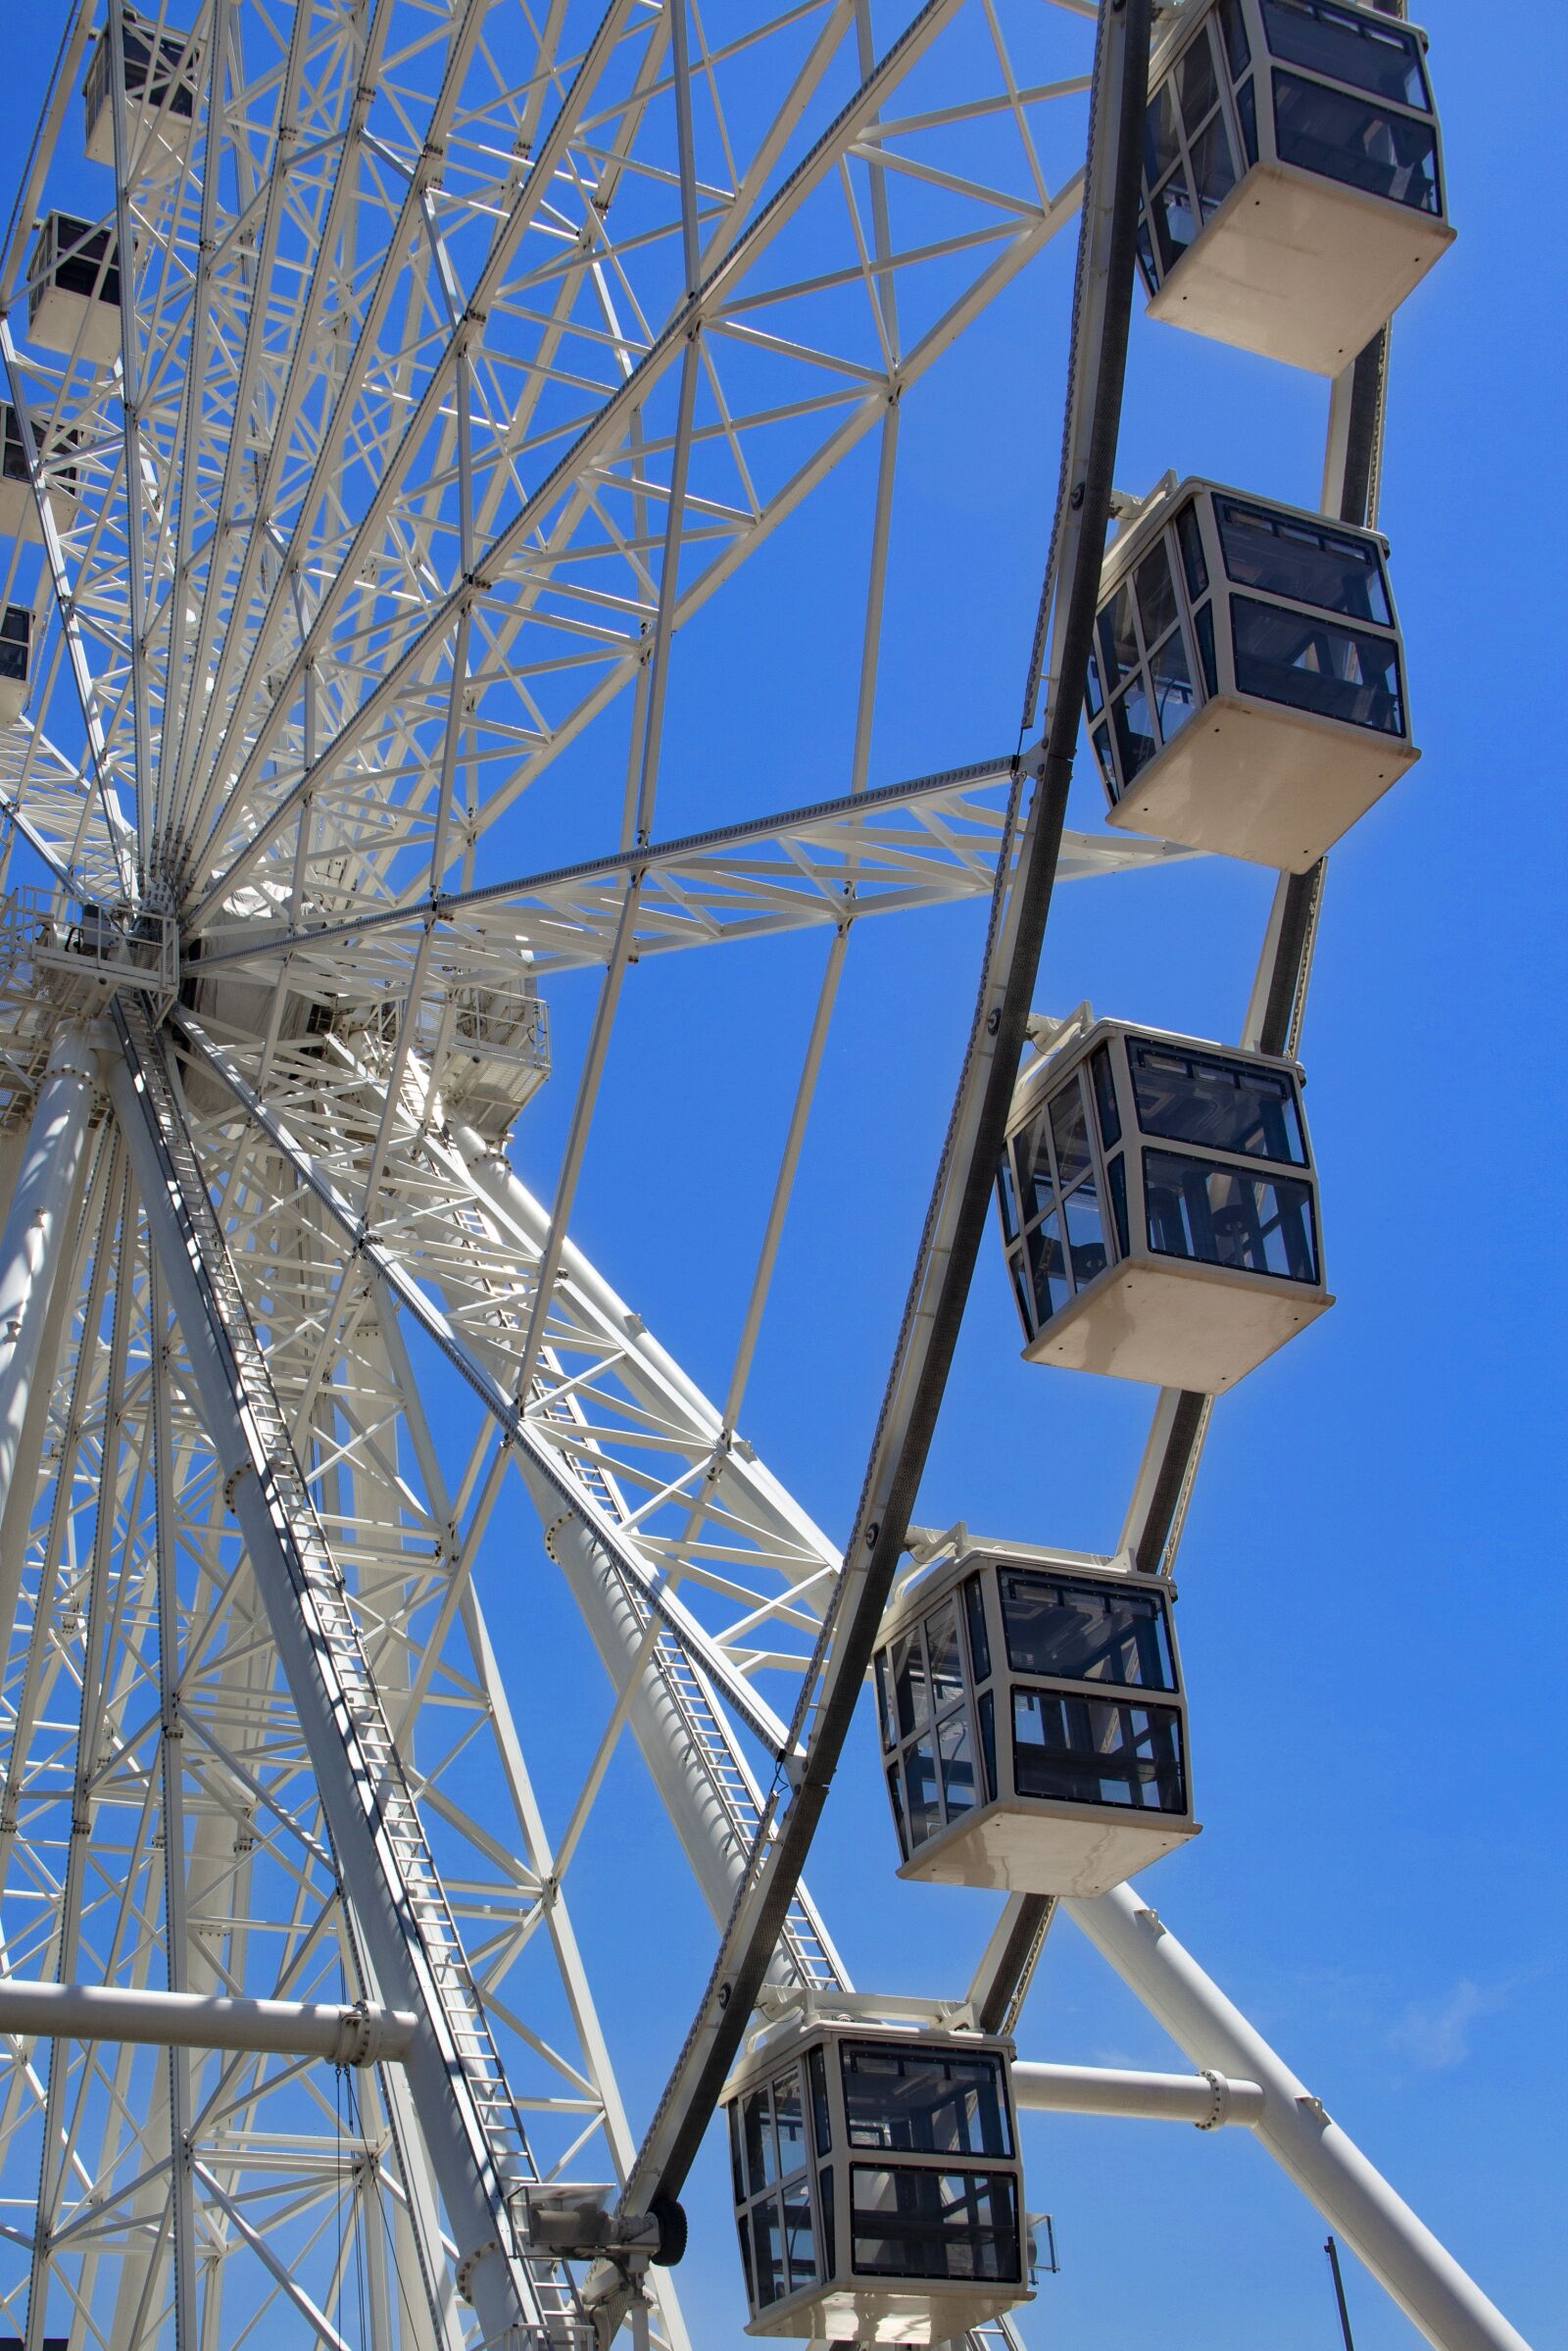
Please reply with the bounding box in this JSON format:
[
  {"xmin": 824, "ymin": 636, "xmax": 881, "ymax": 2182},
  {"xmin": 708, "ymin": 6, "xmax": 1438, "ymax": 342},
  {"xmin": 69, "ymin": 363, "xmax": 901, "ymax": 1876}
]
[{"xmin": 2, "ymin": 6, "xmax": 1562, "ymax": 2350}]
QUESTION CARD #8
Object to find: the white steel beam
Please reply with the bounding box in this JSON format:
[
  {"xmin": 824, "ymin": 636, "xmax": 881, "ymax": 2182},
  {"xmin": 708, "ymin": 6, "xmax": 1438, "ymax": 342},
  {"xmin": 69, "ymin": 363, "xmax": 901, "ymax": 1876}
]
[
  {"xmin": 0, "ymin": 1025, "xmax": 95, "ymax": 1507},
  {"xmin": 1067, "ymin": 1887, "xmax": 1530, "ymax": 2351},
  {"xmin": 1011, "ymin": 2059, "xmax": 1264, "ymax": 2128},
  {"xmin": 0, "ymin": 1979, "xmax": 416, "ymax": 2066},
  {"xmin": 105, "ymin": 1004, "xmax": 571, "ymax": 2351}
]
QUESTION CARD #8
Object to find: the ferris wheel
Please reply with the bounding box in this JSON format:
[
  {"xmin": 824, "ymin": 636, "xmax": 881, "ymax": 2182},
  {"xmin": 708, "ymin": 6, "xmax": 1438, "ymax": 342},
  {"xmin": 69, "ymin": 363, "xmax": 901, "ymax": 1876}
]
[{"xmin": 0, "ymin": 1, "xmax": 1531, "ymax": 2349}]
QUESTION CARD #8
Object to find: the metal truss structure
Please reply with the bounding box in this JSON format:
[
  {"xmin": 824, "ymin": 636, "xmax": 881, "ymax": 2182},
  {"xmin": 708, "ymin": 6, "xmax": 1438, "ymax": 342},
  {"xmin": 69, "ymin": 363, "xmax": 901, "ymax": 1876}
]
[{"xmin": 0, "ymin": 2, "xmax": 1530, "ymax": 2350}]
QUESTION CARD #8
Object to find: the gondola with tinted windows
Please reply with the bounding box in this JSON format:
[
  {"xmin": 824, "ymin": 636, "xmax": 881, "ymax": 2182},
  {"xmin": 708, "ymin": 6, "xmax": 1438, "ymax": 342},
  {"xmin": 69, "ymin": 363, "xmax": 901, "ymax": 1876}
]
[
  {"xmin": 84, "ymin": 8, "xmax": 202, "ymax": 171},
  {"xmin": 999, "ymin": 1016, "xmax": 1331, "ymax": 1392},
  {"xmin": 874, "ymin": 1543, "xmax": 1197, "ymax": 1897},
  {"xmin": 27, "ymin": 216, "xmax": 122, "ymax": 369},
  {"xmin": 723, "ymin": 2003, "xmax": 1030, "ymax": 2343},
  {"xmin": 0, "ymin": 609, "xmax": 34, "ymax": 727},
  {"xmin": 0, "ymin": 406, "xmax": 79, "ymax": 543},
  {"xmin": 1089, "ymin": 476, "xmax": 1416, "ymax": 870},
  {"xmin": 1139, "ymin": 0, "xmax": 1453, "ymax": 375}
]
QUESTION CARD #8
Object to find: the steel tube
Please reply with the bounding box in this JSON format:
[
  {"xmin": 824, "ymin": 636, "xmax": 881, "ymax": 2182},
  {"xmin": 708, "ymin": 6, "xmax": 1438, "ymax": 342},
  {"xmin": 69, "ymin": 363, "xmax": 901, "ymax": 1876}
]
[
  {"xmin": 0, "ymin": 1025, "xmax": 94, "ymax": 1504},
  {"xmin": 1011, "ymin": 2060, "xmax": 1263, "ymax": 2127},
  {"xmin": 1067, "ymin": 1887, "xmax": 1530, "ymax": 2351},
  {"xmin": 0, "ymin": 1977, "xmax": 416, "ymax": 2066}
]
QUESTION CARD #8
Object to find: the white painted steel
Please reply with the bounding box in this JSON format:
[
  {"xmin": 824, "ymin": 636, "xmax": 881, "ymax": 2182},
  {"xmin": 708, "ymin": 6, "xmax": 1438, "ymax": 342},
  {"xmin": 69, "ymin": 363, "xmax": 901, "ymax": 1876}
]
[
  {"xmin": 0, "ymin": 1978, "xmax": 416, "ymax": 2065},
  {"xmin": 0, "ymin": 1024, "xmax": 93, "ymax": 1499},
  {"xmin": 0, "ymin": 1, "xmax": 1506, "ymax": 2345},
  {"xmin": 1068, "ymin": 1888, "xmax": 1530, "ymax": 2351},
  {"xmin": 1011, "ymin": 2060, "xmax": 1264, "ymax": 2127}
]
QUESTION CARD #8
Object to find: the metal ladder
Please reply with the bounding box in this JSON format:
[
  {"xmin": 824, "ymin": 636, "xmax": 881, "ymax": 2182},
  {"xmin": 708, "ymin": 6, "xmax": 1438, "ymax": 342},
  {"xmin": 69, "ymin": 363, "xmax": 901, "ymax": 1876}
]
[
  {"xmin": 432, "ymin": 1153, "xmax": 843, "ymax": 1998},
  {"xmin": 534, "ymin": 1380, "xmax": 841, "ymax": 1994},
  {"xmin": 116, "ymin": 999, "xmax": 585, "ymax": 2344}
]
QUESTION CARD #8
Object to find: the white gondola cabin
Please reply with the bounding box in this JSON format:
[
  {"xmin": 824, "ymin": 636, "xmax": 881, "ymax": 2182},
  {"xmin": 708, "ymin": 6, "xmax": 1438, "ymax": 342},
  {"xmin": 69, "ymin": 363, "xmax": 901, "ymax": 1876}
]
[
  {"xmin": 874, "ymin": 1544, "xmax": 1197, "ymax": 1897},
  {"xmin": 0, "ymin": 405, "xmax": 79, "ymax": 542},
  {"xmin": 27, "ymin": 216, "xmax": 122, "ymax": 369},
  {"xmin": 723, "ymin": 2005, "xmax": 1030, "ymax": 2343},
  {"xmin": 0, "ymin": 609, "xmax": 33, "ymax": 726},
  {"xmin": 1090, "ymin": 477, "xmax": 1416, "ymax": 870},
  {"xmin": 84, "ymin": 8, "xmax": 202, "ymax": 171},
  {"xmin": 999, "ymin": 1017, "xmax": 1331, "ymax": 1392},
  {"xmin": 1139, "ymin": 0, "xmax": 1453, "ymax": 374}
]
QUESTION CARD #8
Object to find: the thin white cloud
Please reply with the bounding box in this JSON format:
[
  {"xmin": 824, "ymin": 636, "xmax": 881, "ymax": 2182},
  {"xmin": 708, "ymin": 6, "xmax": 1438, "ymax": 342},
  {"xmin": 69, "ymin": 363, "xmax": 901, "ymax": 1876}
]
[{"xmin": 1387, "ymin": 1978, "xmax": 1508, "ymax": 2073}]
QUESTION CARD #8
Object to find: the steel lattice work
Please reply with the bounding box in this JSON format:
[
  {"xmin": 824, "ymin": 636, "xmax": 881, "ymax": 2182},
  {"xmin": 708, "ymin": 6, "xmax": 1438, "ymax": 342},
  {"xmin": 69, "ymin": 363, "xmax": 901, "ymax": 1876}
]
[{"xmin": 0, "ymin": 3, "xmax": 1529, "ymax": 2350}]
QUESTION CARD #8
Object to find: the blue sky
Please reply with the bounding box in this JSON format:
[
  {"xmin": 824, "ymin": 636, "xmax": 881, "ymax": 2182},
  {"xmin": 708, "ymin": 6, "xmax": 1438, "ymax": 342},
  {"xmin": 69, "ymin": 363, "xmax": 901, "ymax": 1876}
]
[{"xmin": 2, "ymin": 5, "xmax": 1562, "ymax": 2349}]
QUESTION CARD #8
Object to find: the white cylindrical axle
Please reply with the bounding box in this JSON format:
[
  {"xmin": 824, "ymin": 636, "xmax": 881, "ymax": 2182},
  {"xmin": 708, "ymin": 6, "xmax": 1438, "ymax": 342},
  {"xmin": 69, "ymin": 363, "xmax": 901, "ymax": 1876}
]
[
  {"xmin": 0, "ymin": 1025, "xmax": 95, "ymax": 1502},
  {"xmin": 0, "ymin": 1977, "xmax": 416, "ymax": 2066},
  {"xmin": 1066, "ymin": 1886, "xmax": 1530, "ymax": 2351},
  {"xmin": 1011, "ymin": 2059, "xmax": 1263, "ymax": 2127}
]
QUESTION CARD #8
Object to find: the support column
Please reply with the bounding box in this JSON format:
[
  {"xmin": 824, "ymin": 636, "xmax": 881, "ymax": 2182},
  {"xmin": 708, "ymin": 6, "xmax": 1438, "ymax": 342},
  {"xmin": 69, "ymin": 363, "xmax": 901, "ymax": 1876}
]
[
  {"xmin": 1066, "ymin": 1886, "xmax": 1529, "ymax": 2351},
  {"xmin": 0, "ymin": 1025, "xmax": 95, "ymax": 1507}
]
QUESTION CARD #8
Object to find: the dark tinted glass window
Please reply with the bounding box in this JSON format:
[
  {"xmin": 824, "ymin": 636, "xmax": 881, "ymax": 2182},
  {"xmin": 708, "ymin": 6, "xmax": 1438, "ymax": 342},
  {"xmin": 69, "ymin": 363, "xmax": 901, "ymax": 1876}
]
[
  {"xmin": 1236, "ymin": 73, "xmax": 1258, "ymax": 163},
  {"xmin": 753, "ymin": 2202, "xmax": 784, "ymax": 2304},
  {"xmin": 1231, "ymin": 596, "xmax": 1403, "ymax": 733},
  {"xmin": 1112, "ymin": 676, "xmax": 1157, "ymax": 782},
  {"xmin": 1219, "ymin": 0, "xmax": 1250, "ymax": 74},
  {"xmin": 1, "ymin": 409, "xmax": 26, "ymax": 484},
  {"xmin": 978, "ymin": 1690, "xmax": 998, "ymax": 1804},
  {"xmin": 1151, "ymin": 628, "xmax": 1197, "ymax": 741},
  {"xmin": 840, "ymin": 2045, "xmax": 1013, "ymax": 2159},
  {"xmin": 1144, "ymin": 79, "xmax": 1182, "ymax": 184},
  {"xmin": 850, "ymin": 2167, "xmax": 1020, "ymax": 2283},
  {"xmin": 1176, "ymin": 504, "xmax": 1207, "ymax": 599},
  {"xmin": 926, "ymin": 1597, "xmax": 965, "ymax": 1709},
  {"xmin": 1000, "ymin": 1568, "xmax": 1176, "ymax": 1690},
  {"xmin": 1190, "ymin": 108, "xmax": 1238, "ymax": 216},
  {"xmin": 1178, "ymin": 25, "xmax": 1219, "ymax": 130},
  {"xmin": 875, "ymin": 1650, "xmax": 897, "ymax": 1751},
  {"xmin": 906, "ymin": 1740, "xmax": 940, "ymax": 1845},
  {"xmin": 1261, "ymin": 0, "xmax": 1430, "ymax": 109},
  {"xmin": 1195, "ymin": 599, "xmax": 1217, "ymax": 695},
  {"xmin": 963, "ymin": 1576, "xmax": 991, "ymax": 1683},
  {"xmin": 774, "ymin": 2071, "xmax": 807, "ymax": 2176},
  {"xmin": 1136, "ymin": 545, "xmax": 1178, "ymax": 647},
  {"xmin": 1063, "ymin": 1183, "xmax": 1108, "ymax": 1293},
  {"xmin": 891, "ymin": 1626, "xmax": 928, "ymax": 1739},
  {"xmin": 0, "ymin": 611, "xmax": 29, "ymax": 685},
  {"xmin": 1130, "ymin": 1039, "xmax": 1307, "ymax": 1163},
  {"xmin": 996, "ymin": 1151, "xmax": 1019, "ymax": 1244},
  {"xmin": 1152, "ymin": 169, "xmax": 1199, "ymax": 271},
  {"xmin": 1049, "ymin": 1076, "xmax": 1091, "ymax": 1192},
  {"xmin": 1028, "ymin": 1215, "xmax": 1068, "ymax": 1325},
  {"xmin": 1215, "ymin": 499, "xmax": 1391, "ymax": 621},
  {"xmin": 1097, "ymin": 580, "xmax": 1141, "ymax": 691},
  {"xmin": 1107, "ymin": 1152, "xmax": 1130, "ymax": 1258},
  {"xmin": 887, "ymin": 1761, "xmax": 908, "ymax": 1858},
  {"xmin": 1012, "ymin": 1690, "xmax": 1188, "ymax": 1812},
  {"xmin": 1273, "ymin": 69, "xmax": 1441, "ymax": 213},
  {"xmin": 1092, "ymin": 719, "xmax": 1116, "ymax": 795},
  {"xmin": 730, "ymin": 2103, "xmax": 748, "ymax": 2202},
  {"xmin": 744, "ymin": 2086, "xmax": 775, "ymax": 2194},
  {"xmin": 1144, "ymin": 1151, "xmax": 1320, "ymax": 1284},
  {"xmin": 809, "ymin": 2046, "xmax": 832, "ymax": 2156},
  {"xmin": 1090, "ymin": 1045, "xmax": 1120, "ymax": 1148},
  {"xmin": 1023, "ymin": 1108, "xmax": 1054, "ymax": 1219}
]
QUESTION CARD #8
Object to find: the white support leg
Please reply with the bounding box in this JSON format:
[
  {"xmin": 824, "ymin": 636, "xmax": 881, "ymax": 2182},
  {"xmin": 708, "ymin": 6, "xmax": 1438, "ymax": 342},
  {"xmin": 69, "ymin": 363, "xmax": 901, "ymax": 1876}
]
[
  {"xmin": 1066, "ymin": 1886, "xmax": 1531, "ymax": 2351},
  {"xmin": 0, "ymin": 1025, "xmax": 94, "ymax": 1506}
]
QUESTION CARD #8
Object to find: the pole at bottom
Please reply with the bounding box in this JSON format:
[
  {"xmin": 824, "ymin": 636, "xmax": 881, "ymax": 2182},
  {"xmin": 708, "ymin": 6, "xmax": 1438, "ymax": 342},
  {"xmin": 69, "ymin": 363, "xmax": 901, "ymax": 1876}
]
[{"xmin": 1066, "ymin": 1886, "xmax": 1529, "ymax": 2351}]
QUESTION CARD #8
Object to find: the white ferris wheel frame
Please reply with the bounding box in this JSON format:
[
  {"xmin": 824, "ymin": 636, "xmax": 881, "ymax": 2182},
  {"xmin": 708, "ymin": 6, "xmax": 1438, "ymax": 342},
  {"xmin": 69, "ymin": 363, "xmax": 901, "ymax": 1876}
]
[{"xmin": 0, "ymin": 1, "xmax": 1527, "ymax": 2349}]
